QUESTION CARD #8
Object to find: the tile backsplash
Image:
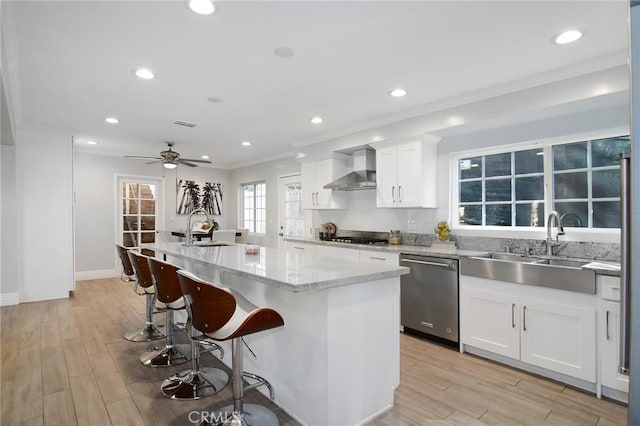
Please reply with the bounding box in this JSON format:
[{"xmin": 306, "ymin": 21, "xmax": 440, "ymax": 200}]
[{"xmin": 340, "ymin": 230, "xmax": 621, "ymax": 262}]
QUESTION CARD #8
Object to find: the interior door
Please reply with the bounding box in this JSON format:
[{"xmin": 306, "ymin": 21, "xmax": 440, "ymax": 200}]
[
  {"xmin": 116, "ymin": 176, "xmax": 163, "ymax": 258},
  {"xmin": 278, "ymin": 174, "xmax": 306, "ymax": 250}
]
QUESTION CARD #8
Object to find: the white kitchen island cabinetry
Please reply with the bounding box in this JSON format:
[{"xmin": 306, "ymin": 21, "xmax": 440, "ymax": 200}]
[
  {"xmin": 147, "ymin": 242, "xmax": 408, "ymax": 426},
  {"xmin": 372, "ymin": 135, "xmax": 440, "ymax": 208},
  {"xmin": 316, "ymin": 244, "xmax": 360, "ymax": 261},
  {"xmin": 597, "ymin": 274, "xmax": 629, "ymax": 401},
  {"xmin": 300, "ymin": 154, "xmax": 349, "ymax": 210},
  {"xmin": 460, "ymin": 275, "xmax": 596, "ymax": 384}
]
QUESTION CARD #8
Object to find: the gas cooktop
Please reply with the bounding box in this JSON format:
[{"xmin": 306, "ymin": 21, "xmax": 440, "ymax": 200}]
[{"xmin": 329, "ymin": 237, "xmax": 389, "ymax": 245}]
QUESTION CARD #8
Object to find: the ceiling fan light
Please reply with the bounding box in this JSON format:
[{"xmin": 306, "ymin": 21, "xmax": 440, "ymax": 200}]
[
  {"xmin": 163, "ymin": 162, "xmax": 178, "ymax": 169},
  {"xmin": 188, "ymin": 0, "xmax": 215, "ymax": 15}
]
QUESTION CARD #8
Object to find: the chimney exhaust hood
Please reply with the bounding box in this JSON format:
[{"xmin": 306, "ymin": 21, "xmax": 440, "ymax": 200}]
[{"xmin": 324, "ymin": 148, "xmax": 376, "ymax": 191}]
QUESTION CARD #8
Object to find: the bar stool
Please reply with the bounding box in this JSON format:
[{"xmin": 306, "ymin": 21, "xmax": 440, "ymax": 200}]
[
  {"xmin": 116, "ymin": 244, "xmax": 135, "ymax": 282},
  {"xmin": 140, "ymin": 257, "xmax": 190, "ymax": 367},
  {"xmin": 124, "ymin": 250, "xmax": 165, "ymax": 342},
  {"xmin": 159, "ymin": 271, "xmax": 229, "ymax": 400},
  {"xmin": 177, "ymin": 270, "xmax": 284, "ymax": 426}
]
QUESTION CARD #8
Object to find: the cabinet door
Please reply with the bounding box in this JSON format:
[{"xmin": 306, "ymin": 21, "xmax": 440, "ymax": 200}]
[
  {"xmin": 301, "ymin": 162, "xmax": 316, "ymax": 209},
  {"xmin": 520, "ymin": 297, "xmax": 596, "ymax": 382},
  {"xmin": 460, "ymin": 288, "xmax": 520, "ymax": 359},
  {"xmin": 359, "ymin": 250, "xmax": 399, "ymax": 264},
  {"xmin": 599, "ymin": 300, "xmax": 629, "ymax": 393},
  {"xmin": 285, "ymin": 240, "xmax": 317, "ymax": 255},
  {"xmin": 317, "ymin": 245, "xmax": 359, "ymax": 262},
  {"xmin": 375, "ymin": 146, "xmax": 398, "ymax": 207},
  {"xmin": 396, "ymin": 141, "xmax": 423, "ymax": 207}
]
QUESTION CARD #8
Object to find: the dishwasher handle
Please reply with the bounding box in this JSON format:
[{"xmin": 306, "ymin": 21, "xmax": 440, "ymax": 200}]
[{"xmin": 400, "ymin": 258, "xmax": 456, "ymax": 270}]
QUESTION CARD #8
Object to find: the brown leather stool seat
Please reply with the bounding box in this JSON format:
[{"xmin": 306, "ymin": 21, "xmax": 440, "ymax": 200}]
[
  {"xmin": 177, "ymin": 270, "xmax": 284, "ymax": 426},
  {"xmin": 115, "ymin": 244, "xmax": 135, "ymax": 282},
  {"xmin": 123, "ymin": 251, "xmax": 165, "ymax": 342}
]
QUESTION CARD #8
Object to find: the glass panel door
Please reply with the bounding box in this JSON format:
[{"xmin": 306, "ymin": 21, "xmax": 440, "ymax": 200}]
[{"xmin": 118, "ymin": 177, "xmax": 162, "ymax": 254}]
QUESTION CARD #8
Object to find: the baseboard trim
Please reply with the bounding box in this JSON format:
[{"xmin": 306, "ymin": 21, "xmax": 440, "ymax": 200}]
[
  {"xmin": 0, "ymin": 292, "xmax": 19, "ymax": 306},
  {"xmin": 75, "ymin": 269, "xmax": 118, "ymax": 281}
]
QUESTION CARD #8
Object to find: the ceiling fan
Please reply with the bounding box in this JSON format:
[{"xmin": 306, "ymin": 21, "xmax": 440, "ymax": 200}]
[{"xmin": 124, "ymin": 142, "xmax": 211, "ymax": 169}]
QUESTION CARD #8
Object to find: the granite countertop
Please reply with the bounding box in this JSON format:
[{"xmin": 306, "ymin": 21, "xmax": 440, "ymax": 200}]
[
  {"xmin": 285, "ymin": 237, "xmax": 490, "ymax": 259},
  {"xmin": 284, "ymin": 237, "xmax": 621, "ymax": 276},
  {"xmin": 145, "ymin": 242, "xmax": 409, "ymax": 293}
]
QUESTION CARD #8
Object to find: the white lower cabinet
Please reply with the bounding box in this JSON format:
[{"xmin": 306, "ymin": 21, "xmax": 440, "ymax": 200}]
[
  {"xmin": 359, "ymin": 250, "xmax": 399, "ymax": 264},
  {"xmin": 284, "ymin": 241, "xmax": 317, "ymax": 255},
  {"xmin": 597, "ymin": 275, "xmax": 629, "ymax": 399},
  {"xmin": 519, "ymin": 297, "xmax": 595, "ymax": 381},
  {"xmin": 460, "ymin": 276, "xmax": 596, "ymax": 383},
  {"xmin": 460, "ymin": 288, "xmax": 520, "ymax": 359},
  {"xmin": 316, "ymin": 245, "xmax": 359, "ymax": 262}
]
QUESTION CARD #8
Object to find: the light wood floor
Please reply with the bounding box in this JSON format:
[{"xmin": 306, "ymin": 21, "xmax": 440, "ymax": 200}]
[{"xmin": 1, "ymin": 278, "xmax": 628, "ymax": 426}]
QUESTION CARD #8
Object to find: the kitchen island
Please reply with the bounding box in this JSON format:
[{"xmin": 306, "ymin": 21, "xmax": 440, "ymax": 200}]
[{"xmin": 145, "ymin": 242, "xmax": 409, "ymax": 426}]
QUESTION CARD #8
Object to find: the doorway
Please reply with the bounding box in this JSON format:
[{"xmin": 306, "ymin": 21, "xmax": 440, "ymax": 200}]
[{"xmin": 277, "ymin": 174, "xmax": 308, "ymax": 249}]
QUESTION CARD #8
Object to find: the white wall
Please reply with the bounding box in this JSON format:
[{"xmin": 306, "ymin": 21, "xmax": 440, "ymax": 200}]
[
  {"xmin": 1, "ymin": 145, "xmax": 18, "ymax": 305},
  {"xmin": 73, "ymin": 152, "xmax": 230, "ymax": 275},
  {"xmin": 229, "ymin": 156, "xmax": 301, "ymax": 248},
  {"xmin": 16, "ymin": 128, "xmax": 74, "ymax": 302}
]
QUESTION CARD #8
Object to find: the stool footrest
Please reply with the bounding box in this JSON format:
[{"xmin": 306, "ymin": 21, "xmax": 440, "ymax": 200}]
[
  {"xmin": 242, "ymin": 372, "xmax": 275, "ymax": 400},
  {"xmin": 161, "ymin": 367, "xmax": 229, "ymax": 400}
]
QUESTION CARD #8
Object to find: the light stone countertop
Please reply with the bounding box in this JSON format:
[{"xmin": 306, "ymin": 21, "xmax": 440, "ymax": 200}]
[
  {"xmin": 145, "ymin": 242, "xmax": 409, "ymax": 293},
  {"xmin": 284, "ymin": 237, "xmax": 621, "ymax": 276},
  {"xmin": 284, "ymin": 237, "xmax": 487, "ymax": 259}
]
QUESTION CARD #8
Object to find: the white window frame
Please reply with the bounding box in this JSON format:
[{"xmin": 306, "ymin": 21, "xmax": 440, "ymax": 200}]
[
  {"xmin": 240, "ymin": 181, "xmax": 267, "ymax": 235},
  {"xmin": 450, "ymin": 128, "xmax": 628, "ymax": 241}
]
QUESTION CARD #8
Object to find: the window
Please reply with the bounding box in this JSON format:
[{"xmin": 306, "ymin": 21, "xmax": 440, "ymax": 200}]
[
  {"xmin": 552, "ymin": 136, "xmax": 630, "ymax": 228},
  {"xmin": 455, "ymin": 135, "xmax": 630, "ymax": 229},
  {"xmin": 242, "ymin": 182, "xmax": 266, "ymax": 233},
  {"xmin": 121, "ymin": 181, "xmax": 158, "ymax": 248}
]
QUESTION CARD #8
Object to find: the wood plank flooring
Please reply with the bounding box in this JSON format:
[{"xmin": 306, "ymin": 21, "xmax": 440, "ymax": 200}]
[{"xmin": 1, "ymin": 278, "xmax": 628, "ymax": 425}]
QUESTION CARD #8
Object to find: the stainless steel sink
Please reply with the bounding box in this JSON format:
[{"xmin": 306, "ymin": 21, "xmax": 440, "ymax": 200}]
[
  {"xmin": 461, "ymin": 253, "xmax": 595, "ymax": 294},
  {"xmin": 473, "ymin": 252, "xmax": 541, "ymax": 263}
]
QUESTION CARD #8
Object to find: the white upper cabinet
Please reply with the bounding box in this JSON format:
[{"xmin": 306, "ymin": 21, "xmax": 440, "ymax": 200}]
[
  {"xmin": 373, "ymin": 135, "xmax": 440, "ymax": 208},
  {"xmin": 300, "ymin": 155, "xmax": 349, "ymax": 210}
]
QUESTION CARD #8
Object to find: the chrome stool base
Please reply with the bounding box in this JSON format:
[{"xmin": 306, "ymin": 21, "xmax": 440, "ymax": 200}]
[
  {"xmin": 203, "ymin": 404, "xmax": 279, "ymax": 426},
  {"xmin": 124, "ymin": 324, "xmax": 164, "ymax": 342},
  {"xmin": 161, "ymin": 367, "xmax": 229, "ymax": 400},
  {"xmin": 140, "ymin": 343, "xmax": 190, "ymax": 367}
]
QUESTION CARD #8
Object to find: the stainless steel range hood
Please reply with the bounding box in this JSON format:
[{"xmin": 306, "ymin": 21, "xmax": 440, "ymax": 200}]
[{"xmin": 323, "ymin": 148, "xmax": 376, "ymax": 191}]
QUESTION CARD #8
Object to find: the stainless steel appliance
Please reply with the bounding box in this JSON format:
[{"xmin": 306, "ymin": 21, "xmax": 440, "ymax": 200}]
[
  {"xmin": 329, "ymin": 236, "xmax": 388, "ymax": 245},
  {"xmin": 400, "ymin": 254, "xmax": 459, "ymax": 344},
  {"xmin": 625, "ymin": 3, "xmax": 638, "ymax": 422}
]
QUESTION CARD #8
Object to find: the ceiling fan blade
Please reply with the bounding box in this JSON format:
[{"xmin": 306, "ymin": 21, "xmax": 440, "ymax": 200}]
[
  {"xmin": 124, "ymin": 155, "xmax": 162, "ymax": 160},
  {"xmin": 180, "ymin": 158, "xmax": 212, "ymax": 164},
  {"xmin": 177, "ymin": 160, "xmax": 198, "ymax": 167}
]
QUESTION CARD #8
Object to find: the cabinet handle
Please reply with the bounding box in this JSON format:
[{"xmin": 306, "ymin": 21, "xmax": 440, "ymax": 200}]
[
  {"xmin": 512, "ymin": 303, "xmax": 516, "ymax": 328},
  {"xmin": 369, "ymin": 256, "xmax": 386, "ymax": 261},
  {"xmin": 610, "ymin": 286, "xmax": 620, "ymax": 291},
  {"xmin": 294, "ymin": 246, "xmax": 305, "ymax": 250},
  {"xmin": 392, "ymin": 186, "xmax": 396, "ymax": 203},
  {"xmin": 523, "ymin": 306, "xmax": 527, "ymax": 331},
  {"xmin": 398, "ymin": 185, "xmax": 402, "ymax": 203},
  {"xmin": 606, "ymin": 310, "xmax": 610, "ymax": 340}
]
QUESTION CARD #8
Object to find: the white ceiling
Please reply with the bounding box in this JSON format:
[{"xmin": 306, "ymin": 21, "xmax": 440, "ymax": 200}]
[{"xmin": 1, "ymin": 1, "xmax": 630, "ymax": 168}]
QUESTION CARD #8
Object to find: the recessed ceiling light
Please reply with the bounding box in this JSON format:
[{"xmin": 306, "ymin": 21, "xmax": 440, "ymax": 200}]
[
  {"xmin": 389, "ymin": 88, "xmax": 407, "ymax": 97},
  {"xmin": 135, "ymin": 68, "xmax": 155, "ymax": 79},
  {"xmin": 201, "ymin": 155, "xmax": 210, "ymax": 160},
  {"xmin": 104, "ymin": 117, "xmax": 119, "ymax": 124},
  {"xmin": 87, "ymin": 140, "xmax": 98, "ymax": 145},
  {"xmin": 188, "ymin": 0, "xmax": 215, "ymax": 15},
  {"xmin": 310, "ymin": 116, "xmax": 323, "ymax": 124},
  {"xmin": 274, "ymin": 47, "xmax": 295, "ymax": 58},
  {"xmin": 241, "ymin": 141, "xmax": 252, "ymax": 146},
  {"xmin": 553, "ymin": 30, "xmax": 583, "ymax": 45},
  {"xmin": 447, "ymin": 116, "xmax": 464, "ymax": 126},
  {"xmin": 372, "ymin": 136, "xmax": 383, "ymax": 142}
]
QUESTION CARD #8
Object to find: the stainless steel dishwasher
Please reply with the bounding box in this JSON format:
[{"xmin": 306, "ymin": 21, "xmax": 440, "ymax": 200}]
[{"xmin": 400, "ymin": 254, "xmax": 459, "ymax": 344}]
